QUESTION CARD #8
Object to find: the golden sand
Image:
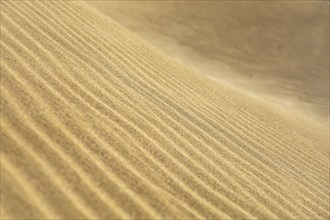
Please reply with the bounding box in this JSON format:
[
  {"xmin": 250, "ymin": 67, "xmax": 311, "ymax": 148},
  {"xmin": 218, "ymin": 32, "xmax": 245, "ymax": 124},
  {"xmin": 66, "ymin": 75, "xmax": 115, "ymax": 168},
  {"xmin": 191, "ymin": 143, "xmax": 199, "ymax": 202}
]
[{"xmin": 0, "ymin": 1, "xmax": 329, "ymax": 219}]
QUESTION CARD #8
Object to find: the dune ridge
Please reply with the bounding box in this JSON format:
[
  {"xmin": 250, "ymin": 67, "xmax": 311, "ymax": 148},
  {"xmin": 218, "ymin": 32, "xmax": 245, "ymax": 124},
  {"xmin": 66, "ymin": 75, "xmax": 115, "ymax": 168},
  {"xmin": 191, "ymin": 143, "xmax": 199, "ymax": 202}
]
[
  {"xmin": 0, "ymin": 1, "xmax": 329, "ymax": 219},
  {"xmin": 88, "ymin": 1, "xmax": 329, "ymax": 122}
]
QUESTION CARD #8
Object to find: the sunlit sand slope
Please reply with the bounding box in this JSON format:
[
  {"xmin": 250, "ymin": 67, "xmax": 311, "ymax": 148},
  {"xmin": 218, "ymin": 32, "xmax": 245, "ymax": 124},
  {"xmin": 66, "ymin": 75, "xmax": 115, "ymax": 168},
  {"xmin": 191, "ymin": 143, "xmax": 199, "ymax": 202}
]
[
  {"xmin": 1, "ymin": 1, "xmax": 329, "ymax": 219},
  {"xmin": 88, "ymin": 1, "xmax": 329, "ymax": 121}
]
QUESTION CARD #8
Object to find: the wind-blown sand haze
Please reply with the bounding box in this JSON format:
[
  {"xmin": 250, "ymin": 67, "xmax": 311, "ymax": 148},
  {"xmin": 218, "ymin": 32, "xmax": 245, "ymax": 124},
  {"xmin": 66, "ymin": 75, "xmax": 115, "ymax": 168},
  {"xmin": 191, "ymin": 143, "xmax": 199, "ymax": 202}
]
[{"xmin": 0, "ymin": 1, "xmax": 329, "ymax": 219}]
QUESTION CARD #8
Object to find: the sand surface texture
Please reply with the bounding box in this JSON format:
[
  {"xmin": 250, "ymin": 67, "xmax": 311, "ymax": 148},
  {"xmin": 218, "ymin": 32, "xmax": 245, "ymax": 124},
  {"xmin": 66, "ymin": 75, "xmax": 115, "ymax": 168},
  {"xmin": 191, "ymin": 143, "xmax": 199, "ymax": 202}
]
[{"xmin": 1, "ymin": 1, "xmax": 329, "ymax": 219}]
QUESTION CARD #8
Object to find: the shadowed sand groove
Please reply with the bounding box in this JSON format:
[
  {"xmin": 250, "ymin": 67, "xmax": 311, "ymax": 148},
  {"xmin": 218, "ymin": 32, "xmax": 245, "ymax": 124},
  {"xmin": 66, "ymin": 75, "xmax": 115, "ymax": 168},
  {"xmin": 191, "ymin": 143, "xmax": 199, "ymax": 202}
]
[{"xmin": 1, "ymin": 1, "xmax": 329, "ymax": 219}]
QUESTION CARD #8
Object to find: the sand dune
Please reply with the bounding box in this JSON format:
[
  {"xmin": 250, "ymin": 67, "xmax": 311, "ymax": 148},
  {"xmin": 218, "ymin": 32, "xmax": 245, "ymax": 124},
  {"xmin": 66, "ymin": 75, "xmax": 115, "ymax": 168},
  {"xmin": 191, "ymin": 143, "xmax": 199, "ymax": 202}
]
[
  {"xmin": 0, "ymin": 1, "xmax": 329, "ymax": 219},
  {"xmin": 88, "ymin": 1, "xmax": 329, "ymax": 122}
]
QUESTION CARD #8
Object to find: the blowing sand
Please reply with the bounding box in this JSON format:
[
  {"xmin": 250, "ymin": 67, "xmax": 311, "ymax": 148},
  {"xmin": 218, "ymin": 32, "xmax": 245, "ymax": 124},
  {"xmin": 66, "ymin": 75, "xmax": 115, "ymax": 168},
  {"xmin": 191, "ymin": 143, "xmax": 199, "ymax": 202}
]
[{"xmin": 0, "ymin": 1, "xmax": 329, "ymax": 219}]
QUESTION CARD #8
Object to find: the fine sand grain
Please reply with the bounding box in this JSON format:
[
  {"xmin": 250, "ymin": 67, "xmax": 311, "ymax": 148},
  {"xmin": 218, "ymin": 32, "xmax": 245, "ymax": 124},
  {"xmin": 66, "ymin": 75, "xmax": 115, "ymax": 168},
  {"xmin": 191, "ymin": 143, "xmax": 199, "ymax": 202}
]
[{"xmin": 0, "ymin": 1, "xmax": 329, "ymax": 219}]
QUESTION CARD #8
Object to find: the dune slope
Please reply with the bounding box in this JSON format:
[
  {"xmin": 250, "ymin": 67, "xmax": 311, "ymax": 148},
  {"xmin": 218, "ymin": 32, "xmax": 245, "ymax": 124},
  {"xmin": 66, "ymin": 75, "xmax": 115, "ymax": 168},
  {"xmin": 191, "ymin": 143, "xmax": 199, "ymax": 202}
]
[
  {"xmin": 88, "ymin": 1, "xmax": 329, "ymax": 121},
  {"xmin": 0, "ymin": 1, "xmax": 329, "ymax": 219}
]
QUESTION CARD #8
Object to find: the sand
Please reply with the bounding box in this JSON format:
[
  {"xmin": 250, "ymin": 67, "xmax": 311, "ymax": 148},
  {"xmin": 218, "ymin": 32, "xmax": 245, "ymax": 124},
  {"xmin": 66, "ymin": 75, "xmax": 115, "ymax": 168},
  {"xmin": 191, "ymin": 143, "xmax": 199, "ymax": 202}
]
[
  {"xmin": 88, "ymin": 1, "xmax": 329, "ymax": 122},
  {"xmin": 0, "ymin": 1, "xmax": 329, "ymax": 219}
]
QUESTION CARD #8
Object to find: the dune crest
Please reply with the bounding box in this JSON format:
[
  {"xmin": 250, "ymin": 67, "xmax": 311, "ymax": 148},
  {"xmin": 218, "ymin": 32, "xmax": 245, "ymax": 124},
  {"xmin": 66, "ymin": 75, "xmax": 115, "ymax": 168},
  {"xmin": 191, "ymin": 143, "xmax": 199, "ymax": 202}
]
[
  {"xmin": 1, "ymin": 1, "xmax": 329, "ymax": 219},
  {"xmin": 88, "ymin": 1, "xmax": 329, "ymax": 123}
]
